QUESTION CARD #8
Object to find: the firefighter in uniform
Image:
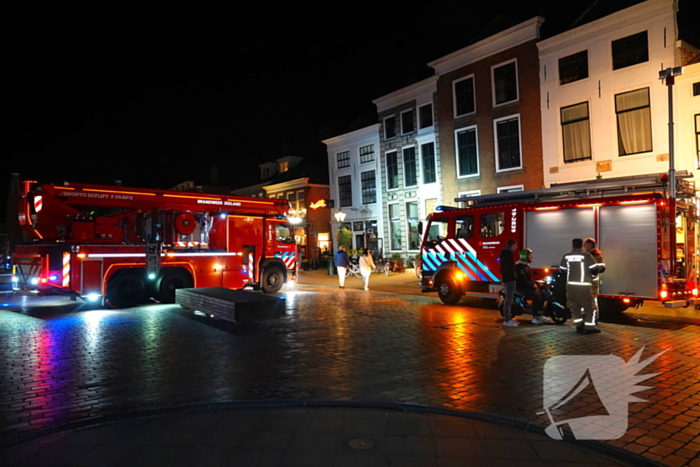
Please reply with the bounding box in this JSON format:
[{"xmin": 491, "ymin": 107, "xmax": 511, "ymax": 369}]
[
  {"xmin": 584, "ymin": 237, "xmax": 606, "ymax": 310},
  {"xmin": 559, "ymin": 238, "xmax": 603, "ymax": 334}
]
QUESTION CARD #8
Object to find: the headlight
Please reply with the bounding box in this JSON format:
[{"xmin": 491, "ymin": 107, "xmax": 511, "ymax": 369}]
[{"xmin": 30, "ymin": 277, "xmax": 39, "ymax": 285}]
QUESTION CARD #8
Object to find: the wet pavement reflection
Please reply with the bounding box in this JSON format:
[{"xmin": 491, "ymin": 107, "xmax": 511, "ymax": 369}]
[{"xmin": 1, "ymin": 286, "xmax": 699, "ymax": 466}]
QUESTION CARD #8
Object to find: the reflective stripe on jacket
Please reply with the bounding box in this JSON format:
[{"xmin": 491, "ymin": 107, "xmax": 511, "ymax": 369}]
[{"xmin": 559, "ymin": 249, "xmax": 599, "ymax": 285}]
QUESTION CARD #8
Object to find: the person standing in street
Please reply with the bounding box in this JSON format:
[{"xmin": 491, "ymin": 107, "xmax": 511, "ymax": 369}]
[
  {"xmin": 359, "ymin": 249, "xmax": 376, "ymax": 290},
  {"xmin": 334, "ymin": 245, "xmax": 350, "ymax": 289},
  {"xmin": 500, "ymin": 239, "xmax": 519, "ymax": 327},
  {"xmin": 560, "ymin": 238, "xmax": 603, "ymax": 334},
  {"xmin": 584, "ymin": 237, "xmax": 606, "ymax": 315}
]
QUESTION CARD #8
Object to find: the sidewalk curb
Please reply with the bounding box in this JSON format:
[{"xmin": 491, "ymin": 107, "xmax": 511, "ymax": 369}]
[{"xmin": 0, "ymin": 400, "xmax": 663, "ymax": 466}]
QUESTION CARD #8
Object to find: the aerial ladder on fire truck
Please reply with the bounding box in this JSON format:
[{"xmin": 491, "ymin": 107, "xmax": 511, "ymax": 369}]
[{"xmin": 12, "ymin": 180, "xmax": 299, "ymax": 308}]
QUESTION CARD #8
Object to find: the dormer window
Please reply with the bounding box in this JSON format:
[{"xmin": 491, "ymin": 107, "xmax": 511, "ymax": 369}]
[{"xmin": 279, "ymin": 161, "xmax": 289, "ymax": 173}]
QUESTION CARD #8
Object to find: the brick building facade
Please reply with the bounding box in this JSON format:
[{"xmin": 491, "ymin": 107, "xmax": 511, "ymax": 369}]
[
  {"xmin": 373, "ymin": 77, "xmax": 441, "ymax": 257},
  {"xmin": 428, "ymin": 17, "xmax": 545, "ymax": 205}
]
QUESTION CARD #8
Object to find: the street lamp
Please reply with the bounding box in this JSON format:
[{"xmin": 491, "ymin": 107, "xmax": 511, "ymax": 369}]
[
  {"xmin": 658, "ymin": 66, "xmax": 683, "ymax": 200},
  {"xmin": 659, "ymin": 66, "xmax": 683, "ymax": 278},
  {"xmin": 333, "ymin": 209, "xmax": 346, "ymax": 252}
]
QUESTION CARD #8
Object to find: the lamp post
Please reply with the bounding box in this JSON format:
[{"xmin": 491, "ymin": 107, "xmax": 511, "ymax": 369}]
[
  {"xmin": 659, "ymin": 66, "xmax": 683, "ymax": 277},
  {"xmin": 334, "ymin": 209, "xmax": 346, "ymax": 251},
  {"xmin": 659, "ymin": 66, "xmax": 683, "ymax": 200}
]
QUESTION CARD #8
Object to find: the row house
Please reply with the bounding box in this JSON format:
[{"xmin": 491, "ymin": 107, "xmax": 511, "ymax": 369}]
[
  {"xmin": 230, "ymin": 156, "xmax": 331, "ymax": 262},
  {"xmin": 678, "ymin": 62, "xmax": 699, "ymax": 173},
  {"xmin": 323, "ymin": 124, "xmax": 384, "ymax": 253},
  {"xmin": 538, "ymin": 0, "xmax": 699, "ymax": 185},
  {"xmin": 372, "ymin": 77, "xmax": 441, "ymax": 257},
  {"xmin": 428, "ymin": 17, "xmax": 545, "ymax": 205}
]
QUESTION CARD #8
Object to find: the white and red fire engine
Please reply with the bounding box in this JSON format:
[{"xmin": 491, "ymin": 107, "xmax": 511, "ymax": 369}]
[
  {"xmin": 12, "ymin": 180, "xmax": 298, "ymax": 308},
  {"xmin": 419, "ymin": 172, "xmax": 698, "ymax": 312}
]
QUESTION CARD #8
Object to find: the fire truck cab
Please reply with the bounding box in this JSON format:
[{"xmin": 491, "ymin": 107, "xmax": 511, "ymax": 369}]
[
  {"xmin": 419, "ymin": 173, "xmax": 698, "ymax": 313},
  {"xmin": 12, "ymin": 180, "xmax": 298, "ymax": 308}
]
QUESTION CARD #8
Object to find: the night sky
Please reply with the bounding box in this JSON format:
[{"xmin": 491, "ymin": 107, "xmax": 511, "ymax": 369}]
[{"xmin": 4, "ymin": 1, "xmax": 698, "ymax": 224}]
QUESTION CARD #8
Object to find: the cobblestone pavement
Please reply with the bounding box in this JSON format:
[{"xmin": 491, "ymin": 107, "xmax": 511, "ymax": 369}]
[{"xmin": 0, "ymin": 285, "xmax": 698, "ymax": 466}]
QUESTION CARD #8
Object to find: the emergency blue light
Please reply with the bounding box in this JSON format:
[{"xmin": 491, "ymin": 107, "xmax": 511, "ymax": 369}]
[{"xmin": 49, "ymin": 274, "xmax": 59, "ymax": 281}]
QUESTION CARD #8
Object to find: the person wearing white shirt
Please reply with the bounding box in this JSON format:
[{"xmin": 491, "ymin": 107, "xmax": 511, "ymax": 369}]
[{"xmin": 359, "ymin": 249, "xmax": 377, "ymax": 290}]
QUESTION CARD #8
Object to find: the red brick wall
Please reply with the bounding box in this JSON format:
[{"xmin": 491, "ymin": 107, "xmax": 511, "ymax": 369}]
[
  {"xmin": 437, "ymin": 39, "xmax": 543, "ymax": 204},
  {"xmin": 304, "ymin": 185, "xmax": 331, "ymax": 260}
]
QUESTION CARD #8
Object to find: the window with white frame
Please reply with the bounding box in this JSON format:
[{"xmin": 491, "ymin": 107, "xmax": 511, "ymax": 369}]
[
  {"xmin": 457, "ymin": 190, "xmax": 481, "ymax": 209},
  {"xmin": 386, "ymin": 151, "xmax": 399, "ymax": 189},
  {"xmin": 338, "ymin": 175, "xmax": 352, "ymax": 207},
  {"xmin": 615, "ymin": 88, "xmax": 652, "ymax": 156},
  {"xmin": 612, "ymin": 31, "xmax": 648, "ymax": 70},
  {"xmin": 359, "ymin": 144, "xmax": 374, "ymax": 163},
  {"xmin": 296, "ymin": 190, "xmax": 305, "ymax": 212},
  {"xmin": 421, "ymin": 142, "xmax": 436, "ymax": 184},
  {"xmin": 456, "ymin": 127, "xmax": 478, "ymax": 177},
  {"xmin": 494, "ymin": 115, "xmax": 521, "ymax": 171},
  {"xmin": 361, "ymin": 170, "xmax": 376, "ymax": 204},
  {"xmin": 453, "ymin": 75, "xmax": 475, "ymax": 117},
  {"xmin": 384, "ymin": 116, "xmax": 396, "ymax": 139},
  {"xmin": 389, "ymin": 203, "xmax": 401, "ymax": 250},
  {"xmin": 406, "ymin": 201, "xmax": 420, "ymax": 250},
  {"xmin": 492, "ymin": 60, "xmax": 518, "ymax": 105},
  {"xmin": 401, "ymin": 109, "xmax": 415, "ymax": 134},
  {"xmin": 497, "ymin": 185, "xmax": 524, "ymax": 193},
  {"xmin": 419, "ymin": 103, "xmax": 433, "ymax": 128},
  {"xmin": 337, "ymin": 151, "xmax": 350, "ymax": 168},
  {"xmin": 403, "ymin": 147, "xmax": 417, "ymax": 187},
  {"xmin": 561, "ymin": 102, "xmax": 592, "ymax": 163}
]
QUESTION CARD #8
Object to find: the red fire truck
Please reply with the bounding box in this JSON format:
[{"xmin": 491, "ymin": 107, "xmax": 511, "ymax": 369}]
[
  {"xmin": 12, "ymin": 180, "xmax": 298, "ymax": 308},
  {"xmin": 419, "ymin": 173, "xmax": 698, "ymax": 312}
]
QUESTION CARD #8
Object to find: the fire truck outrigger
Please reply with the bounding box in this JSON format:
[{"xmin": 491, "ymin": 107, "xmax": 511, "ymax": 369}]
[
  {"xmin": 419, "ymin": 172, "xmax": 698, "ymax": 313},
  {"xmin": 12, "ymin": 180, "xmax": 298, "ymax": 308}
]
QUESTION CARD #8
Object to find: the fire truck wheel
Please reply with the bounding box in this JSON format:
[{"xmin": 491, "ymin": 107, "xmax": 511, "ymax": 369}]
[
  {"xmin": 437, "ymin": 277, "xmax": 461, "ymax": 305},
  {"xmin": 107, "ymin": 272, "xmax": 146, "ymax": 309},
  {"xmin": 155, "ymin": 271, "xmax": 193, "ymax": 303},
  {"xmin": 261, "ymin": 267, "xmax": 284, "ymax": 294}
]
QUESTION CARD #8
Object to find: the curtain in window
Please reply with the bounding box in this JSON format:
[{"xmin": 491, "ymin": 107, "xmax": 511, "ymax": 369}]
[
  {"xmin": 616, "ymin": 89, "xmax": 652, "ymax": 156},
  {"xmin": 561, "ymin": 103, "xmax": 591, "ymax": 162}
]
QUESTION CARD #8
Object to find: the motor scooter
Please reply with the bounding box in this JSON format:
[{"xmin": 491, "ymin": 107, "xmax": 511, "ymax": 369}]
[{"xmin": 497, "ymin": 270, "xmax": 570, "ymax": 324}]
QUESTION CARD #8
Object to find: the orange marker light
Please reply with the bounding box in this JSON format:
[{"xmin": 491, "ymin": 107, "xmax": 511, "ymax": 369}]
[
  {"xmin": 622, "ymin": 298, "xmax": 630, "ymax": 303},
  {"xmin": 619, "ymin": 200, "xmax": 649, "ymax": 205},
  {"xmin": 660, "ymin": 290, "xmax": 668, "ymax": 299}
]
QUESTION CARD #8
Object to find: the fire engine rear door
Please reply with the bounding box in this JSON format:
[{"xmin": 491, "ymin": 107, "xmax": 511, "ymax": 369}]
[
  {"xmin": 525, "ymin": 209, "xmax": 595, "ymax": 270},
  {"xmin": 599, "ymin": 204, "xmax": 657, "ymax": 298}
]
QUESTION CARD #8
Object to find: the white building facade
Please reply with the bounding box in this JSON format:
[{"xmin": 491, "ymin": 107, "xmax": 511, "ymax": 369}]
[
  {"xmin": 538, "ymin": 0, "xmax": 698, "ymax": 186},
  {"xmin": 324, "ymin": 124, "xmax": 384, "ymax": 254},
  {"xmin": 676, "ymin": 62, "xmax": 700, "ymax": 180},
  {"xmin": 373, "ymin": 77, "xmax": 442, "ymax": 259}
]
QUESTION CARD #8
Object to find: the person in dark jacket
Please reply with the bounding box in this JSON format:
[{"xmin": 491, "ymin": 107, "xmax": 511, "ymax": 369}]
[
  {"xmin": 499, "ymin": 239, "xmax": 519, "ymax": 327},
  {"xmin": 334, "ymin": 245, "xmax": 351, "ymax": 289},
  {"xmin": 515, "ymin": 249, "xmax": 549, "ymax": 324}
]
